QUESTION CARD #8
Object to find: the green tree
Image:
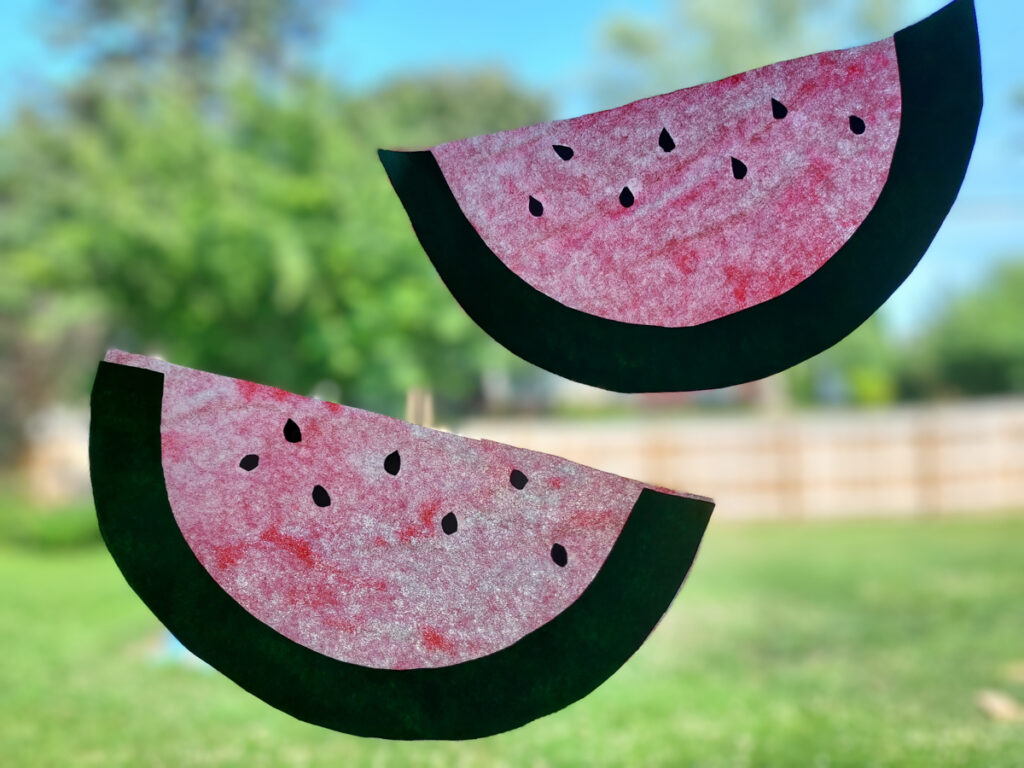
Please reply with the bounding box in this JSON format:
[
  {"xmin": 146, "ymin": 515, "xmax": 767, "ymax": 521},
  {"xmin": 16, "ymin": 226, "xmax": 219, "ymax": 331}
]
[
  {"xmin": 787, "ymin": 316, "xmax": 899, "ymax": 405},
  {"xmin": 0, "ymin": 7, "xmax": 549, "ymax": 463},
  {"xmin": 901, "ymin": 259, "xmax": 1024, "ymax": 398},
  {"xmin": 0, "ymin": 74, "xmax": 547, "ymax": 409},
  {"xmin": 49, "ymin": 0, "xmax": 343, "ymax": 123},
  {"xmin": 358, "ymin": 70, "xmax": 552, "ymax": 145},
  {"xmin": 594, "ymin": 0, "xmax": 910, "ymax": 108},
  {"xmin": 50, "ymin": 0, "xmax": 335, "ymax": 75}
]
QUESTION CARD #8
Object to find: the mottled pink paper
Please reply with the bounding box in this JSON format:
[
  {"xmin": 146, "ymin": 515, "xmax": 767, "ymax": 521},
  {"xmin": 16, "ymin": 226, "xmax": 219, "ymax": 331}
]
[
  {"xmin": 432, "ymin": 39, "xmax": 901, "ymax": 327},
  {"xmin": 108, "ymin": 351, "xmax": 705, "ymax": 669}
]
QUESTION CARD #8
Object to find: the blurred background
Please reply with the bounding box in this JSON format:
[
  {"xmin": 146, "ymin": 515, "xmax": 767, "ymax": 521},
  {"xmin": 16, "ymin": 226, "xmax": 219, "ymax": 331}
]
[{"xmin": 1, "ymin": 0, "xmax": 1022, "ymax": 766}]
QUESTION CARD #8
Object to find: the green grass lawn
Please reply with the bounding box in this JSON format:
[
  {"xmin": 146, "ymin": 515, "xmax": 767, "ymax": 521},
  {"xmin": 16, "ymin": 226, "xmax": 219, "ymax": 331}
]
[{"xmin": 2, "ymin": 513, "xmax": 1023, "ymax": 767}]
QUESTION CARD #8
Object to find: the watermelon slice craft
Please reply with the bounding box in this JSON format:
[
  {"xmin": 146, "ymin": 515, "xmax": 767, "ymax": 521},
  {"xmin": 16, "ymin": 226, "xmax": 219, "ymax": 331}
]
[
  {"xmin": 90, "ymin": 351, "xmax": 713, "ymax": 739},
  {"xmin": 379, "ymin": 0, "xmax": 981, "ymax": 393}
]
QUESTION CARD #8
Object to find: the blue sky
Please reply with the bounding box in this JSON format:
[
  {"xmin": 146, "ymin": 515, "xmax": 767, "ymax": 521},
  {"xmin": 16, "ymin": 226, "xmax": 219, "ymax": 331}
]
[{"xmin": 1, "ymin": 0, "xmax": 1021, "ymax": 335}]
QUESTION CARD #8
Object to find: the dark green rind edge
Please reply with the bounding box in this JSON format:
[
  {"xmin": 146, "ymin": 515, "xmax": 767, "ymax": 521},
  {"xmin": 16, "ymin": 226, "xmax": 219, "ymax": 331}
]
[
  {"xmin": 90, "ymin": 360, "xmax": 713, "ymax": 741},
  {"xmin": 378, "ymin": 0, "xmax": 981, "ymax": 393}
]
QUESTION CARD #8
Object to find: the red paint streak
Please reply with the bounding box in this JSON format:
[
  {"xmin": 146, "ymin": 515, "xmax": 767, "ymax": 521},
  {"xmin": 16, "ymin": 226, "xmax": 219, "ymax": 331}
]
[
  {"xmin": 308, "ymin": 582, "xmax": 346, "ymax": 610},
  {"xmin": 325, "ymin": 616, "xmax": 358, "ymax": 633},
  {"xmin": 723, "ymin": 265, "xmax": 752, "ymax": 304},
  {"xmin": 567, "ymin": 507, "xmax": 616, "ymax": 531},
  {"xmin": 266, "ymin": 386, "xmax": 294, "ymax": 402},
  {"xmin": 160, "ymin": 430, "xmax": 191, "ymax": 464},
  {"xmin": 648, "ymin": 483, "xmax": 681, "ymax": 496},
  {"xmin": 422, "ymin": 628, "xmax": 455, "ymax": 653},
  {"xmin": 235, "ymin": 378, "xmax": 262, "ymax": 402},
  {"xmin": 286, "ymin": 581, "xmax": 343, "ymax": 611},
  {"xmin": 235, "ymin": 378, "xmax": 295, "ymax": 404},
  {"xmin": 213, "ymin": 542, "xmax": 247, "ymax": 570},
  {"xmin": 341, "ymin": 572, "xmax": 389, "ymax": 593},
  {"xmin": 397, "ymin": 499, "xmax": 441, "ymax": 544},
  {"xmin": 419, "ymin": 500, "xmax": 439, "ymax": 529},
  {"xmin": 260, "ymin": 525, "xmax": 316, "ymax": 567},
  {"xmin": 806, "ymin": 156, "xmax": 832, "ymax": 190},
  {"xmin": 668, "ymin": 183, "xmax": 706, "ymax": 218},
  {"xmin": 396, "ymin": 523, "xmax": 419, "ymax": 544},
  {"xmin": 672, "ymin": 247, "xmax": 698, "ymax": 275}
]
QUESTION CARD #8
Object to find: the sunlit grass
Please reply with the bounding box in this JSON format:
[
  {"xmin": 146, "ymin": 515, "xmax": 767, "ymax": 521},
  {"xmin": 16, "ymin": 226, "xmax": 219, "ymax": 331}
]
[
  {"xmin": 0, "ymin": 483, "xmax": 99, "ymax": 550},
  {"xmin": 2, "ymin": 514, "xmax": 1023, "ymax": 767}
]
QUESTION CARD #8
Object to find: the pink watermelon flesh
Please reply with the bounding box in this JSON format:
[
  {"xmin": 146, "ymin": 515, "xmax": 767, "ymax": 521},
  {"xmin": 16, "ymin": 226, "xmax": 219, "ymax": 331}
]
[
  {"xmin": 107, "ymin": 351, "xmax": 702, "ymax": 670},
  {"xmin": 431, "ymin": 39, "xmax": 901, "ymax": 328}
]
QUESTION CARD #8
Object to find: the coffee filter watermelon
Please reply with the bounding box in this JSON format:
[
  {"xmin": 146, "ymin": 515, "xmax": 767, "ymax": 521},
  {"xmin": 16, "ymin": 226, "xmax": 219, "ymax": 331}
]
[
  {"xmin": 432, "ymin": 39, "xmax": 900, "ymax": 329},
  {"xmin": 90, "ymin": 352, "xmax": 712, "ymax": 738},
  {"xmin": 380, "ymin": 0, "xmax": 981, "ymax": 393}
]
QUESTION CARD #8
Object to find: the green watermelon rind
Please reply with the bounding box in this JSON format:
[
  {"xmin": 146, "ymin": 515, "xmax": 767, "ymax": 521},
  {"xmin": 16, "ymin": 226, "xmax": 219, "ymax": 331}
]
[
  {"xmin": 379, "ymin": 0, "xmax": 981, "ymax": 393},
  {"xmin": 90, "ymin": 360, "xmax": 712, "ymax": 740}
]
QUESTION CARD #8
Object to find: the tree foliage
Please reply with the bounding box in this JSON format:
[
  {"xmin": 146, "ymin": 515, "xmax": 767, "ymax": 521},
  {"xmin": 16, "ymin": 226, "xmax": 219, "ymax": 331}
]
[
  {"xmin": 50, "ymin": 0, "xmax": 336, "ymax": 76},
  {"xmin": 1, "ymin": 75, "xmax": 547, "ymax": 407},
  {"xmin": 786, "ymin": 316, "xmax": 898, "ymax": 406},
  {"xmin": 593, "ymin": 0, "xmax": 910, "ymax": 112},
  {"xmin": 0, "ymin": 6, "xmax": 549, "ymax": 461},
  {"xmin": 902, "ymin": 259, "xmax": 1024, "ymax": 398}
]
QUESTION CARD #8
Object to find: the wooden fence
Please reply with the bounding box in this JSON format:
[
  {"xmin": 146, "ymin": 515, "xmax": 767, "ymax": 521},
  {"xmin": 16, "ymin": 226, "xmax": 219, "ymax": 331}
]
[{"xmin": 459, "ymin": 398, "xmax": 1024, "ymax": 519}]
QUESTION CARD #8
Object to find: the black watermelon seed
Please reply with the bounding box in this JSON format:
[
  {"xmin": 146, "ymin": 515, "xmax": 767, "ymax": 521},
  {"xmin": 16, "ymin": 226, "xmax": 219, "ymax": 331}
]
[
  {"xmin": 239, "ymin": 454, "xmax": 259, "ymax": 471},
  {"xmin": 619, "ymin": 186, "xmax": 634, "ymax": 208},
  {"xmin": 284, "ymin": 419, "xmax": 302, "ymax": 443},
  {"xmin": 509, "ymin": 469, "xmax": 528, "ymax": 490},
  {"xmin": 552, "ymin": 144, "xmax": 574, "ymax": 160},
  {"xmin": 528, "ymin": 195, "xmax": 543, "ymax": 217},
  {"xmin": 312, "ymin": 484, "xmax": 331, "ymax": 507},
  {"xmin": 384, "ymin": 450, "xmax": 401, "ymax": 476},
  {"xmin": 658, "ymin": 127, "xmax": 675, "ymax": 152},
  {"xmin": 551, "ymin": 543, "xmax": 568, "ymax": 567},
  {"xmin": 771, "ymin": 98, "xmax": 788, "ymax": 119},
  {"xmin": 731, "ymin": 157, "xmax": 748, "ymax": 180},
  {"xmin": 849, "ymin": 115, "xmax": 866, "ymax": 135},
  {"xmin": 441, "ymin": 512, "xmax": 458, "ymax": 535}
]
